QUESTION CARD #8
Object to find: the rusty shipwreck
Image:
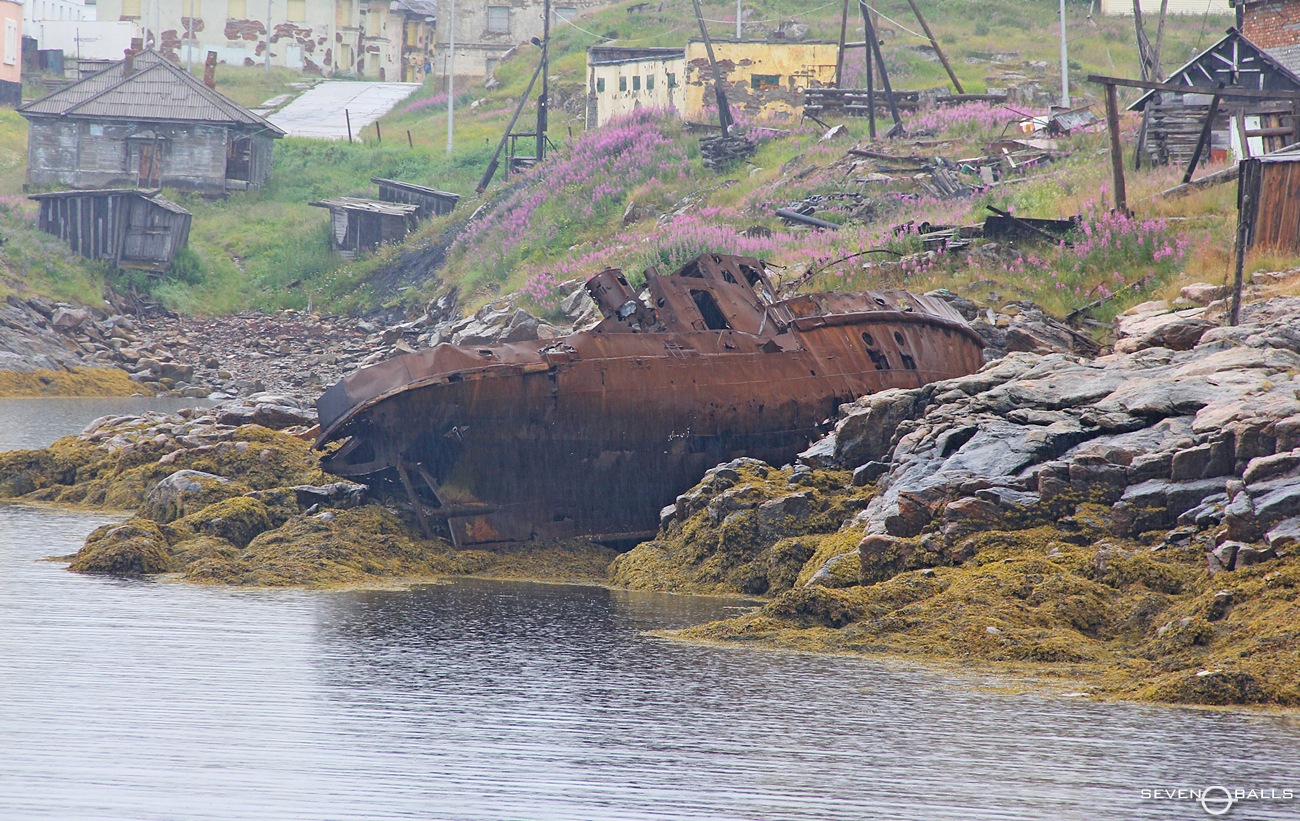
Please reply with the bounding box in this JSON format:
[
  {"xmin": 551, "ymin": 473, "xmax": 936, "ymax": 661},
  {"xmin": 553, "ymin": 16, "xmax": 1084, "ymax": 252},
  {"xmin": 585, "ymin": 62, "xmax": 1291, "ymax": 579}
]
[{"xmin": 314, "ymin": 254, "xmax": 984, "ymax": 546}]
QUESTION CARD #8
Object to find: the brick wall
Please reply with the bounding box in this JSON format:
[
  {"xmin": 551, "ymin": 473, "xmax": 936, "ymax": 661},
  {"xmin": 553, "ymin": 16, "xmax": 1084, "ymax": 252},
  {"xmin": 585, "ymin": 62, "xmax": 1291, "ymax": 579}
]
[{"xmin": 1242, "ymin": 0, "xmax": 1300, "ymax": 48}]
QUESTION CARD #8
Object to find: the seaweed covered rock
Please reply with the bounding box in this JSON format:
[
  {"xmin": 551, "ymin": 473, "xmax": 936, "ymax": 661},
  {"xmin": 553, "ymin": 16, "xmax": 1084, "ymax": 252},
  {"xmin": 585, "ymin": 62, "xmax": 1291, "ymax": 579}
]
[
  {"xmin": 611, "ymin": 461, "xmax": 872, "ymax": 595},
  {"xmin": 167, "ymin": 496, "xmax": 274, "ymax": 549},
  {"xmin": 183, "ymin": 506, "xmax": 461, "ymax": 587},
  {"xmin": 140, "ymin": 470, "xmax": 243, "ymax": 522},
  {"xmin": 70, "ymin": 519, "xmax": 175, "ymax": 575},
  {"xmin": 0, "ymin": 404, "xmax": 328, "ymax": 510}
]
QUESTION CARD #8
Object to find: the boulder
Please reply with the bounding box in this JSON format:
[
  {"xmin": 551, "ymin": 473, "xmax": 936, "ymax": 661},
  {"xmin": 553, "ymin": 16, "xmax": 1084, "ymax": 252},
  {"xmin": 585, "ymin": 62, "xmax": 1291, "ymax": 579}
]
[
  {"xmin": 140, "ymin": 470, "xmax": 239, "ymax": 523},
  {"xmin": 70, "ymin": 519, "xmax": 174, "ymax": 575}
]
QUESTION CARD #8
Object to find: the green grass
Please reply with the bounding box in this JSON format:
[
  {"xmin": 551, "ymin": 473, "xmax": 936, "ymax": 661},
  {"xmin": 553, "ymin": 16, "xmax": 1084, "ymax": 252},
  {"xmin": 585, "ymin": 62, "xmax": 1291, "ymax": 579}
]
[{"xmin": 0, "ymin": 1, "xmax": 1259, "ymax": 319}]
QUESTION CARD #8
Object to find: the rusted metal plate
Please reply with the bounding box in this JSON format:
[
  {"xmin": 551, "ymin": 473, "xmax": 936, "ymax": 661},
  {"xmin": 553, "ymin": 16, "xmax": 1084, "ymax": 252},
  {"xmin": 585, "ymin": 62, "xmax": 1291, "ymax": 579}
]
[{"xmin": 316, "ymin": 253, "xmax": 984, "ymax": 545}]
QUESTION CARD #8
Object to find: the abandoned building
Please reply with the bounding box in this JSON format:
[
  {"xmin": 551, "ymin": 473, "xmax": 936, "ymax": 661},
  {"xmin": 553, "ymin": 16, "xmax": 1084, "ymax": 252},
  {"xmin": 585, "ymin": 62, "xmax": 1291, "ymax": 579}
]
[
  {"xmin": 29, "ymin": 188, "xmax": 193, "ymax": 270},
  {"xmin": 585, "ymin": 46, "xmax": 685, "ymax": 129},
  {"xmin": 436, "ymin": 0, "xmax": 609, "ymax": 81},
  {"xmin": 1098, "ymin": 0, "xmax": 1231, "ymax": 14},
  {"xmin": 18, "ymin": 48, "xmax": 284, "ymax": 195},
  {"xmin": 93, "ymin": 0, "xmax": 437, "ymax": 81},
  {"xmin": 1128, "ymin": 27, "xmax": 1300, "ymax": 164},
  {"xmin": 371, "ymin": 177, "xmax": 460, "ymax": 218},
  {"xmin": 0, "ymin": 0, "xmax": 21, "ymax": 107},
  {"xmin": 1237, "ymin": 146, "xmax": 1300, "ymax": 252},
  {"xmin": 310, "ymin": 196, "xmax": 420, "ymax": 259},
  {"xmin": 585, "ymin": 40, "xmax": 839, "ymax": 129}
]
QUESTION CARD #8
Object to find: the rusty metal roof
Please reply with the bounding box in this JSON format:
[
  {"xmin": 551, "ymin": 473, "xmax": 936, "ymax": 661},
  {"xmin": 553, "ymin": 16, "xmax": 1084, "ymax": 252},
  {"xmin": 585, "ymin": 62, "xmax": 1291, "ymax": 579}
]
[{"xmin": 18, "ymin": 50, "xmax": 285, "ymax": 134}]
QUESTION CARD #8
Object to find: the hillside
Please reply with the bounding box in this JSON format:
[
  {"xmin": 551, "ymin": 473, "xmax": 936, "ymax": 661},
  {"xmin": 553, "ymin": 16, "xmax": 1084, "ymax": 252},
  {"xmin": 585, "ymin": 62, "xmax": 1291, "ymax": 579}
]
[{"xmin": 1, "ymin": 0, "xmax": 1268, "ymax": 323}]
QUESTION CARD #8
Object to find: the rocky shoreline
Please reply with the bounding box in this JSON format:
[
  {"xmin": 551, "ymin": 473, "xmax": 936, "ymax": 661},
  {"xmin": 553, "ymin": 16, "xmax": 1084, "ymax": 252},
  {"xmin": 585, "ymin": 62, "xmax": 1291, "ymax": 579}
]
[{"xmin": 2, "ymin": 277, "xmax": 1298, "ymax": 707}]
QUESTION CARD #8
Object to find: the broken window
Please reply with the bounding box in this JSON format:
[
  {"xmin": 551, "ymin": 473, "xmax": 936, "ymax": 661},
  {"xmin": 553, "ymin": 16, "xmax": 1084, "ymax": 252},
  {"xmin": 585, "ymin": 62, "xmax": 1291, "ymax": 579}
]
[
  {"xmin": 596, "ymin": 77, "xmax": 605, "ymax": 93},
  {"xmin": 632, "ymin": 75, "xmax": 641, "ymax": 91},
  {"xmin": 646, "ymin": 75, "xmax": 654, "ymax": 90},
  {"xmin": 487, "ymin": 6, "xmax": 510, "ymax": 33},
  {"xmin": 667, "ymin": 72, "xmax": 677, "ymax": 88},
  {"xmin": 751, "ymin": 74, "xmax": 781, "ymax": 90},
  {"xmin": 690, "ymin": 290, "xmax": 731, "ymax": 331},
  {"xmin": 619, "ymin": 76, "xmax": 627, "ymax": 92}
]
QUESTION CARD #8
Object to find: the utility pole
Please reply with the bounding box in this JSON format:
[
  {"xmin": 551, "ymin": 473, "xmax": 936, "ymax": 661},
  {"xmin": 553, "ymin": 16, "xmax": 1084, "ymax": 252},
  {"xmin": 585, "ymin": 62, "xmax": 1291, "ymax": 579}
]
[
  {"xmin": 1059, "ymin": 0, "xmax": 1070, "ymax": 107},
  {"xmin": 536, "ymin": 0, "xmax": 550, "ymax": 162},
  {"xmin": 736, "ymin": 0, "xmax": 742, "ymax": 39},
  {"xmin": 265, "ymin": 0, "xmax": 272, "ymax": 72},
  {"xmin": 447, "ymin": 0, "xmax": 456, "ymax": 156},
  {"xmin": 187, "ymin": 0, "xmax": 194, "ymax": 70}
]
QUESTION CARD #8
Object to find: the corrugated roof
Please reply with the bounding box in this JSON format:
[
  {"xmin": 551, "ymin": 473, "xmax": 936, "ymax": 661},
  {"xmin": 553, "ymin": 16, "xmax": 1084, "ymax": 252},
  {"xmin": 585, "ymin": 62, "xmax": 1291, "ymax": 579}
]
[
  {"xmin": 372, "ymin": 177, "xmax": 460, "ymax": 201},
  {"xmin": 19, "ymin": 50, "xmax": 285, "ymax": 134}
]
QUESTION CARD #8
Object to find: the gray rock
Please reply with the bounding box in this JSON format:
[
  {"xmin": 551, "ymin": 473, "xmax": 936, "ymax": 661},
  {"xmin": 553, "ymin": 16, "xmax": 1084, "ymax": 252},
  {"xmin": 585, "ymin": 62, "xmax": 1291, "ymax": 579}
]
[{"xmin": 140, "ymin": 470, "xmax": 236, "ymax": 523}]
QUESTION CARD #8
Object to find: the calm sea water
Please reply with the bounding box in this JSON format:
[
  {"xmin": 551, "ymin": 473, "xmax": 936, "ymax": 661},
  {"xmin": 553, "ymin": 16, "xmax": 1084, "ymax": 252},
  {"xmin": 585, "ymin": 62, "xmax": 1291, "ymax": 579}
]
[{"xmin": 2, "ymin": 399, "xmax": 1299, "ymax": 820}]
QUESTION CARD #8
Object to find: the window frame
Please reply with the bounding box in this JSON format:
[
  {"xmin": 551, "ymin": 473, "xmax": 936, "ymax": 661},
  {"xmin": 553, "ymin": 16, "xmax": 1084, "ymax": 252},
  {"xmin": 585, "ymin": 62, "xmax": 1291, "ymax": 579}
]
[{"xmin": 486, "ymin": 5, "xmax": 511, "ymax": 34}]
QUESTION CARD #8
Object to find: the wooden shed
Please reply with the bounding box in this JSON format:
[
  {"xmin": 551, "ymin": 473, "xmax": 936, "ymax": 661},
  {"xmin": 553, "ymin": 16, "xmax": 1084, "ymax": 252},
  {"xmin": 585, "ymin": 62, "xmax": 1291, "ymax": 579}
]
[
  {"xmin": 29, "ymin": 188, "xmax": 192, "ymax": 271},
  {"xmin": 1237, "ymin": 150, "xmax": 1300, "ymax": 252},
  {"xmin": 1129, "ymin": 29, "xmax": 1300, "ymax": 165},
  {"xmin": 372, "ymin": 177, "xmax": 460, "ymax": 219},
  {"xmin": 309, "ymin": 197, "xmax": 421, "ymax": 260}
]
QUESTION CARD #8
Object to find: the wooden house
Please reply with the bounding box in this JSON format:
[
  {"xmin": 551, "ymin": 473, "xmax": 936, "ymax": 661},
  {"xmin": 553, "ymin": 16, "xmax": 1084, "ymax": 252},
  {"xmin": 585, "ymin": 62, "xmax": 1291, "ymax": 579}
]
[
  {"xmin": 1128, "ymin": 29, "xmax": 1300, "ymax": 165},
  {"xmin": 309, "ymin": 197, "xmax": 420, "ymax": 260},
  {"xmin": 18, "ymin": 48, "xmax": 284, "ymax": 195},
  {"xmin": 29, "ymin": 188, "xmax": 192, "ymax": 270},
  {"xmin": 372, "ymin": 177, "xmax": 460, "ymax": 219}
]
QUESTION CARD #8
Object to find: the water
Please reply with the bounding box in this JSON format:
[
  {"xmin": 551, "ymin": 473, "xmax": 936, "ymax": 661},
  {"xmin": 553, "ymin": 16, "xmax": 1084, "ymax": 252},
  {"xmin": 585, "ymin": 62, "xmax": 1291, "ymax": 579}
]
[{"xmin": 2, "ymin": 400, "xmax": 1299, "ymax": 820}]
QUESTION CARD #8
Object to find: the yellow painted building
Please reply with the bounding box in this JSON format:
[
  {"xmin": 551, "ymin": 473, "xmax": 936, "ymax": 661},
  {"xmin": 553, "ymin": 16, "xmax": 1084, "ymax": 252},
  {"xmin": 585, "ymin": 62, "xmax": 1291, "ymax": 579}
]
[
  {"xmin": 586, "ymin": 40, "xmax": 839, "ymax": 129},
  {"xmin": 682, "ymin": 40, "xmax": 839, "ymax": 123}
]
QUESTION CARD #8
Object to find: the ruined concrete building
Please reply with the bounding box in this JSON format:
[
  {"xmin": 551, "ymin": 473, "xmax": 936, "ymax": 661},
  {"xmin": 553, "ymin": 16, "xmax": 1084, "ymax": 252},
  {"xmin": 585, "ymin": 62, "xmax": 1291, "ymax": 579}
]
[
  {"xmin": 94, "ymin": 0, "xmax": 438, "ymax": 81},
  {"xmin": 19, "ymin": 48, "xmax": 285, "ymax": 194},
  {"xmin": 585, "ymin": 40, "xmax": 838, "ymax": 129},
  {"xmin": 435, "ymin": 0, "xmax": 609, "ymax": 81}
]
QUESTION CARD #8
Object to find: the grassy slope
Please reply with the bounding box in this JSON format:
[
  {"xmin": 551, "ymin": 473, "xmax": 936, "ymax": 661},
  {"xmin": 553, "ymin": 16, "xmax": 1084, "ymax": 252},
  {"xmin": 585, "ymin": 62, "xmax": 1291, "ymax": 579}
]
[{"xmin": 0, "ymin": 1, "xmax": 1260, "ymax": 317}]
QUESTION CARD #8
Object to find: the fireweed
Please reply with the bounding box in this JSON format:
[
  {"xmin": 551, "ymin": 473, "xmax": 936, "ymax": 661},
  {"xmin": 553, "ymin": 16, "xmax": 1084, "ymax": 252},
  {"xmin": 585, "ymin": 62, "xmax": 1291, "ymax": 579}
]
[{"xmin": 449, "ymin": 108, "xmax": 695, "ymax": 289}]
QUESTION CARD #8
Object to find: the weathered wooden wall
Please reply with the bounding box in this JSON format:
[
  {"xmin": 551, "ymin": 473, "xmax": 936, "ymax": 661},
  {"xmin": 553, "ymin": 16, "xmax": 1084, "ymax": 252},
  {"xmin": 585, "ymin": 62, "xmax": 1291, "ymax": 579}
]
[
  {"xmin": 374, "ymin": 179, "xmax": 459, "ymax": 218},
  {"xmin": 34, "ymin": 191, "xmax": 192, "ymax": 269},
  {"xmin": 1240, "ymin": 157, "xmax": 1300, "ymax": 253},
  {"xmin": 25, "ymin": 117, "xmax": 276, "ymax": 194}
]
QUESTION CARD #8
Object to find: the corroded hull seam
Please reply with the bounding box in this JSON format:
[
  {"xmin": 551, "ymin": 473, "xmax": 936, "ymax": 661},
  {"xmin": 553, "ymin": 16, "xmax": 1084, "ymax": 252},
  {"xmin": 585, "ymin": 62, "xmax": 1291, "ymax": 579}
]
[{"xmin": 315, "ymin": 254, "xmax": 985, "ymax": 545}]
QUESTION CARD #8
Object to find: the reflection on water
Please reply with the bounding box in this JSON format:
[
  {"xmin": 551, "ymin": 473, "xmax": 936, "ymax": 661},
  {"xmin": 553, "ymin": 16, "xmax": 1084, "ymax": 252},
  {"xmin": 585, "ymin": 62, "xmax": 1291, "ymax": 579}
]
[
  {"xmin": 2, "ymin": 401, "xmax": 1298, "ymax": 820},
  {"xmin": 0, "ymin": 396, "xmax": 210, "ymax": 452}
]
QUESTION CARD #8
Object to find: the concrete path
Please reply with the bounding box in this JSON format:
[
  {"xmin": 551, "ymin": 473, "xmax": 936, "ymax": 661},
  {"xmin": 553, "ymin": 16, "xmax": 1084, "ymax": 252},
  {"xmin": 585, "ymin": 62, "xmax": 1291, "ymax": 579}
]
[{"xmin": 267, "ymin": 81, "xmax": 421, "ymax": 140}]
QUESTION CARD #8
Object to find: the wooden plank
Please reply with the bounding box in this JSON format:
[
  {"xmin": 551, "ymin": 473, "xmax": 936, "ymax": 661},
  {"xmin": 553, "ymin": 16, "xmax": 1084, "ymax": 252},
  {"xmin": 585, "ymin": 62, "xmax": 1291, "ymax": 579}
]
[
  {"xmin": 1104, "ymin": 83, "xmax": 1129, "ymax": 214},
  {"xmin": 1088, "ymin": 73, "xmax": 1300, "ymax": 102}
]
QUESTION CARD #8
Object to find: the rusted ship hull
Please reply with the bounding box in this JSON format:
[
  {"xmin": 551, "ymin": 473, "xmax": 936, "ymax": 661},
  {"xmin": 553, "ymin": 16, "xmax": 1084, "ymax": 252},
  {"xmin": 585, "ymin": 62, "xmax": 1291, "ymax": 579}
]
[{"xmin": 316, "ymin": 255, "xmax": 984, "ymax": 545}]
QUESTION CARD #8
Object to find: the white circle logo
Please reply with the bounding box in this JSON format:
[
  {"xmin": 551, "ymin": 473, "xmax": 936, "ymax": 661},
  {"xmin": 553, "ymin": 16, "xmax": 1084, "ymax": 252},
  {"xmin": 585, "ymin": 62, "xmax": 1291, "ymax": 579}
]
[{"xmin": 1200, "ymin": 786, "xmax": 1236, "ymax": 817}]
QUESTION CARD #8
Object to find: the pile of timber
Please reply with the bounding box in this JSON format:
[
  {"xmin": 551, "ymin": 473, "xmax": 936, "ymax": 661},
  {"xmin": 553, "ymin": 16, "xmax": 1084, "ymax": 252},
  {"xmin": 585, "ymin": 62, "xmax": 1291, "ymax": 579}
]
[
  {"xmin": 804, "ymin": 88, "xmax": 921, "ymax": 118},
  {"xmin": 700, "ymin": 134, "xmax": 757, "ymax": 171}
]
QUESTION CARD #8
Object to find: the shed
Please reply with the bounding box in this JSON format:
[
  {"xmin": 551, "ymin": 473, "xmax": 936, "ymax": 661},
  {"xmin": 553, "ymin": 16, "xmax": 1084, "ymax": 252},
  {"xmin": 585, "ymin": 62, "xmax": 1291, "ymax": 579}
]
[
  {"xmin": 371, "ymin": 177, "xmax": 460, "ymax": 219},
  {"xmin": 18, "ymin": 48, "xmax": 285, "ymax": 195},
  {"xmin": 309, "ymin": 197, "xmax": 421, "ymax": 260},
  {"xmin": 1128, "ymin": 29, "xmax": 1300, "ymax": 165},
  {"xmin": 1237, "ymin": 149, "xmax": 1300, "ymax": 251},
  {"xmin": 29, "ymin": 189, "xmax": 193, "ymax": 271}
]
